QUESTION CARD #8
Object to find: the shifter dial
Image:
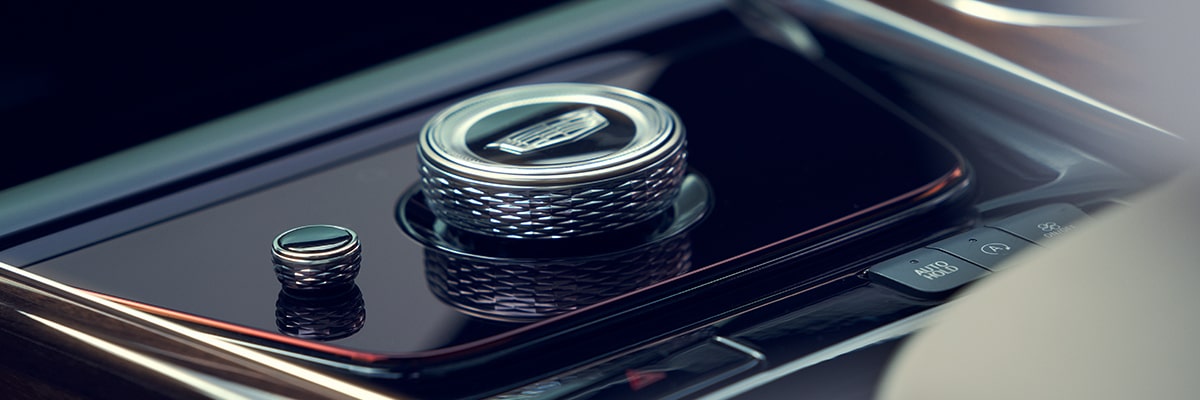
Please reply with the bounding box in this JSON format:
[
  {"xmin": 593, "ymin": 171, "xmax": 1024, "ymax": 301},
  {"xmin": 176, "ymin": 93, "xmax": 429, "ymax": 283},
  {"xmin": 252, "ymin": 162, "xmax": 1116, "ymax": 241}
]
[{"xmin": 418, "ymin": 83, "xmax": 687, "ymax": 239}]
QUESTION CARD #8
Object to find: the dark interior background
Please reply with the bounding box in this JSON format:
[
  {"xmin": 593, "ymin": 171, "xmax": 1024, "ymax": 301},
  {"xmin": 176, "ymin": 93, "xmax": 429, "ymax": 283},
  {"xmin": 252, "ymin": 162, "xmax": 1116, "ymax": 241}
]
[{"xmin": 0, "ymin": 1, "xmax": 565, "ymax": 192}]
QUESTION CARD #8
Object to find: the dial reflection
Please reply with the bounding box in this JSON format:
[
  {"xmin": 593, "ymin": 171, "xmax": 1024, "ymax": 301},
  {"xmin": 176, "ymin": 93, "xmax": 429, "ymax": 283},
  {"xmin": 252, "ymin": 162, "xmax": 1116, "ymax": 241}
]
[
  {"xmin": 275, "ymin": 285, "xmax": 366, "ymax": 341},
  {"xmin": 399, "ymin": 173, "xmax": 712, "ymax": 322}
]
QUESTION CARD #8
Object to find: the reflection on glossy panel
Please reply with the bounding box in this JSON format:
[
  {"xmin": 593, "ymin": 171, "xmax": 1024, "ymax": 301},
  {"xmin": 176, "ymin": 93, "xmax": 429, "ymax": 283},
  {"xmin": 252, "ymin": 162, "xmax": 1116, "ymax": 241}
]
[
  {"xmin": 402, "ymin": 173, "xmax": 713, "ymax": 321},
  {"xmin": 275, "ymin": 285, "xmax": 366, "ymax": 341},
  {"xmin": 425, "ymin": 235, "xmax": 692, "ymax": 322}
]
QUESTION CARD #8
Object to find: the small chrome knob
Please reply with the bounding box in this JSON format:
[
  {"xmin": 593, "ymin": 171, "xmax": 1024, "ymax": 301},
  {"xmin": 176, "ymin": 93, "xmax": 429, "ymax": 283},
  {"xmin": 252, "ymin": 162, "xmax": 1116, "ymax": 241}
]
[
  {"xmin": 271, "ymin": 225, "xmax": 361, "ymax": 292},
  {"xmin": 418, "ymin": 83, "xmax": 687, "ymax": 239}
]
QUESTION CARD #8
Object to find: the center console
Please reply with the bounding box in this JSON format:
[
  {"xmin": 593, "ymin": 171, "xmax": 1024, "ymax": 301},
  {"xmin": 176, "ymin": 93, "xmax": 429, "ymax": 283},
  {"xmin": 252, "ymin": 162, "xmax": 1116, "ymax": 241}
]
[{"xmin": 1, "ymin": 1, "xmax": 1180, "ymax": 398}]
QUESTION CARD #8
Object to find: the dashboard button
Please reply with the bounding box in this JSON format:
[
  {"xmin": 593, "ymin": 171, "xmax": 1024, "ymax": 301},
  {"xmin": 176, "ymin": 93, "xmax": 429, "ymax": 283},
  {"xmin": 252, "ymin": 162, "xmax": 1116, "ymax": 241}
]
[
  {"xmin": 987, "ymin": 203, "xmax": 1090, "ymax": 245},
  {"xmin": 928, "ymin": 227, "xmax": 1035, "ymax": 271},
  {"xmin": 868, "ymin": 249, "xmax": 990, "ymax": 298}
]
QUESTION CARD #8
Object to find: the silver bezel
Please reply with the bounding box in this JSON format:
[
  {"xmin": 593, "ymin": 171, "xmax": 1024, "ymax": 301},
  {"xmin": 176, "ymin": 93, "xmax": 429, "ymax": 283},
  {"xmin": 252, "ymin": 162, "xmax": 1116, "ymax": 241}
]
[
  {"xmin": 271, "ymin": 225, "xmax": 360, "ymax": 264},
  {"xmin": 419, "ymin": 83, "xmax": 683, "ymax": 185}
]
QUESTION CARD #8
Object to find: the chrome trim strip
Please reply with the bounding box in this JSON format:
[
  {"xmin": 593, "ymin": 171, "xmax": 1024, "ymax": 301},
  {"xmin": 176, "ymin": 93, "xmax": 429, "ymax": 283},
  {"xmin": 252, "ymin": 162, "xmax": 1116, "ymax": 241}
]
[
  {"xmin": 821, "ymin": 0, "xmax": 1177, "ymax": 139},
  {"xmin": 713, "ymin": 336, "xmax": 768, "ymax": 362},
  {"xmin": 935, "ymin": 0, "xmax": 1137, "ymax": 28},
  {"xmin": 698, "ymin": 306, "xmax": 944, "ymax": 400},
  {"xmin": 22, "ymin": 311, "xmax": 253, "ymax": 400},
  {"xmin": 0, "ymin": 261, "xmax": 394, "ymax": 399},
  {"xmin": 212, "ymin": 337, "xmax": 405, "ymax": 379}
]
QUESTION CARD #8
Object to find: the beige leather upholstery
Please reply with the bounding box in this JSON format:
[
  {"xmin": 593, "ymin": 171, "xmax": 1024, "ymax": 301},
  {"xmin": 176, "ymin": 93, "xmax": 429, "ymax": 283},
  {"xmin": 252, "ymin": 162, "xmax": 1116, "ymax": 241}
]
[{"xmin": 880, "ymin": 170, "xmax": 1200, "ymax": 400}]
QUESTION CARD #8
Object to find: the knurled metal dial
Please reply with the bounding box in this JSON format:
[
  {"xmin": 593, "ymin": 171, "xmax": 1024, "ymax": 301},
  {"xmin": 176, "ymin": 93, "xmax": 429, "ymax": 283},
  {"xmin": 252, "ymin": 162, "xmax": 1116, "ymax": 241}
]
[{"xmin": 418, "ymin": 83, "xmax": 687, "ymax": 239}]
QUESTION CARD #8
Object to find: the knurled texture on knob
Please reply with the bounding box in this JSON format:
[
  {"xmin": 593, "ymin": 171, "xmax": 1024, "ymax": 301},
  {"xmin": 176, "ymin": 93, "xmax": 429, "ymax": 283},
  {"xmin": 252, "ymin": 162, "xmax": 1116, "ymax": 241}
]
[
  {"xmin": 421, "ymin": 149, "xmax": 686, "ymax": 239},
  {"xmin": 272, "ymin": 225, "xmax": 362, "ymax": 291},
  {"xmin": 275, "ymin": 287, "xmax": 365, "ymax": 341},
  {"xmin": 273, "ymin": 253, "xmax": 361, "ymax": 291},
  {"xmin": 425, "ymin": 236, "xmax": 692, "ymax": 321}
]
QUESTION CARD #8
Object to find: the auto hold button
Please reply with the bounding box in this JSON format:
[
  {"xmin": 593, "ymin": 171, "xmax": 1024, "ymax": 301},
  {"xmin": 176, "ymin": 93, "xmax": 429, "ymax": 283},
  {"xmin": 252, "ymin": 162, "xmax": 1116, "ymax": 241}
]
[
  {"xmin": 868, "ymin": 248, "xmax": 990, "ymax": 298},
  {"xmin": 417, "ymin": 83, "xmax": 687, "ymax": 239},
  {"xmin": 928, "ymin": 227, "xmax": 1035, "ymax": 271}
]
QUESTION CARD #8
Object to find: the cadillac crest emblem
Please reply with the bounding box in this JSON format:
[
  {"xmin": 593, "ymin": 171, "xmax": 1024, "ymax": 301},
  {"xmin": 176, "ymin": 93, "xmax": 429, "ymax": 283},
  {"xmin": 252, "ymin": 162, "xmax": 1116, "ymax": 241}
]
[{"xmin": 485, "ymin": 107, "xmax": 609, "ymax": 155}]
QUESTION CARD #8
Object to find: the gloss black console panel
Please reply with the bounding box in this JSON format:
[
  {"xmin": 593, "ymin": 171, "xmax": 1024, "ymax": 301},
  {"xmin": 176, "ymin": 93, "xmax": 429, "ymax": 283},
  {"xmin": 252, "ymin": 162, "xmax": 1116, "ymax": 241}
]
[{"xmin": 23, "ymin": 14, "xmax": 969, "ymax": 388}]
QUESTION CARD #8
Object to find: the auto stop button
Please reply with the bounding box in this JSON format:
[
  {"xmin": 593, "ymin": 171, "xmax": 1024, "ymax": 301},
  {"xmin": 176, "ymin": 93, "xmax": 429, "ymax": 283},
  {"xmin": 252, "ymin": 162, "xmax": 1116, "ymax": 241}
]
[
  {"xmin": 929, "ymin": 227, "xmax": 1035, "ymax": 271},
  {"xmin": 987, "ymin": 203, "xmax": 1090, "ymax": 245},
  {"xmin": 869, "ymin": 248, "xmax": 990, "ymax": 299}
]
